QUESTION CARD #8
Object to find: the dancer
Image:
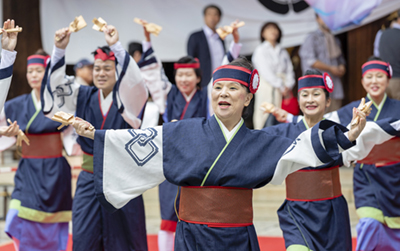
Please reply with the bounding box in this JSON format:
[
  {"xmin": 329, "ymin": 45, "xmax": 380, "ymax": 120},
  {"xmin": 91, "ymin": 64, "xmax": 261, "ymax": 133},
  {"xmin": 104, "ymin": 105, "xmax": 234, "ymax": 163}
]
[
  {"xmin": 134, "ymin": 22, "xmax": 241, "ymax": 251},
  {"xmin": 41, "ymin": 25, "xmax": 148, "ymax": 250},
  {"xmin": 73, "ymin": 57, "xmax": 366, "ymax": 250},
  {"xmin": 270, "ymin": 57, "xmax": 400, "ymax": 251},
  {"xmin": 262, "ymin": 69, "xmax": 400, "ymax": 251},
  {"xmin": 0, "ymin": 20, "xmax": 72, "ymax": 251}
]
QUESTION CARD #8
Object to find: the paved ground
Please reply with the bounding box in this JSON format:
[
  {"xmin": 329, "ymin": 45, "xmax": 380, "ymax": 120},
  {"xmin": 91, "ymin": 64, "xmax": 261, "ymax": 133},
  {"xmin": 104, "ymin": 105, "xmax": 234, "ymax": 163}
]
[{"xmin": 0, "ymin": 151, "xmax": 359, "ymax": 245}]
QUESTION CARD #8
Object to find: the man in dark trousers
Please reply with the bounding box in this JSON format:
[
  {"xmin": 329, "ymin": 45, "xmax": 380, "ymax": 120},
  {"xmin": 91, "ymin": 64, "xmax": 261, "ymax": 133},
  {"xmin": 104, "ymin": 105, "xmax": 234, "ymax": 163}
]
[
  {"xmin": 379, "ymin": 10, "xmax": 400, "ymax": 100},
  {"xmin": 187, "ymin": 4, "xmax": 225, "ymax": 87}
]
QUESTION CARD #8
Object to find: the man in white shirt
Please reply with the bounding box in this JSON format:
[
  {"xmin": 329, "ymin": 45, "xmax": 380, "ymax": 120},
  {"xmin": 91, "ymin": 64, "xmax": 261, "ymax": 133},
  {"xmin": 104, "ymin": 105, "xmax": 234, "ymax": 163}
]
[{"xmin": 187, "ymin": 4, "xmax": 225, "ymax": 87}]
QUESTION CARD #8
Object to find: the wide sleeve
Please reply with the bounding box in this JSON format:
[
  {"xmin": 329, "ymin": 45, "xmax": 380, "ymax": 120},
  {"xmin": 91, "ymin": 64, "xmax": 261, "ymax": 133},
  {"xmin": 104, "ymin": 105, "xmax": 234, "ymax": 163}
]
[
  {"xmin": 269, "ymin": 120, "xmax": 355, "ymax": 185},
  {"xmin": 0, "ymin": 49, "xmax": 16, "ymax": 112},
  {"xmin": 137, "ymin": 43, "xmax": 171, "ymax": 115},
  {"xmin": 93, "ymin": 126, "xmax": 165, "ymax": 212},
  {"xmin": 110, "ymin": 41, "xmax": 149, "ymax": 129},
  {"xmin": 341, "ymin": 118, "xmax": 400, "ymax": 167},
  {"xmin": 41, "ymin": 46, "xmax": 80, "ymax": 118}
]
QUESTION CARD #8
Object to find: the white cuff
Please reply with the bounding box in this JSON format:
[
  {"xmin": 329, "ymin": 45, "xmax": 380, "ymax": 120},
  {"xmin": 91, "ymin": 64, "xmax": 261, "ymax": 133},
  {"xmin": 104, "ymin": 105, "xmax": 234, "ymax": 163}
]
[
  {"xmin": 229, "ymin": 41, "xmax": 242, "ymax": 59},
  {"xmin": 110, "ymin": 41, "xmax": 125, "ymax": 65},
  {"xmin": 142, "ymin": 41, "xmax": 152, "ymax": 53},
  {"xmin": 0, "ymin": 49, "xmax": 17, "ymax": 69},
  {"xmin": 286, "ymin": 113, "xmax": 294, "ymax": 123},
  {"xmin": 51, "ymin": 46, "xmax": 65, "ymax": 68}
]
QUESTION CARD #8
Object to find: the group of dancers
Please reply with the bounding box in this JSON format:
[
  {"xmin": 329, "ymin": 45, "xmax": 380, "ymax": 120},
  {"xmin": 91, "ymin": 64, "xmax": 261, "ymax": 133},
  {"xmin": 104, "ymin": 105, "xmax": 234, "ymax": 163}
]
[{"xmin": 0, "ymin": 16, "xmax": 399, "ymax": 251}]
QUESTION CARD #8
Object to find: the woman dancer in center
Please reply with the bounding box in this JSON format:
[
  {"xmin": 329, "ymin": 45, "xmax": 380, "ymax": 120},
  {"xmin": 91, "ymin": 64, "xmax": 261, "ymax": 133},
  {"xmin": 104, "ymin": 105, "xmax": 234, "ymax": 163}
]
[
  {"xmin": 73, "ymin": 56, "xmax": 368, "ymax": 250},
  {"xmin": 137, "ymin": 22, "xmax": 241, "ymax": 251}
]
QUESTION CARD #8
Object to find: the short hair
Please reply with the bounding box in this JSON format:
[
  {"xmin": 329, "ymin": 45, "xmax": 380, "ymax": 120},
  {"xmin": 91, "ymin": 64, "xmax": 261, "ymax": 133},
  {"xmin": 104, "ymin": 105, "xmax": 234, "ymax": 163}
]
[
  {"xmin": 203, "ymin": 4, "xmax": 222, "ymax": 17},
  {"xmin": 303, "ymin": 69, "xmax": 330, "ymax": 98},
  {"xmin": 128, "ymin": 42, "xmax": 143, "ymax": 56},
  {"xmin": 174, "ymin": 56, "xmax": 202, "ymax": 88},
  {"xmin": 260, "ymin": 22, "xmax": 282, "ymax": 43}
]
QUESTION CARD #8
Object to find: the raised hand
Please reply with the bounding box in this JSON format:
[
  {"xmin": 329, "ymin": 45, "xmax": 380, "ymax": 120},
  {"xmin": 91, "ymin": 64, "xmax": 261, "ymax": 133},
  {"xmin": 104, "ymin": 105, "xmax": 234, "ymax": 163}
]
[
  {"xmin": 348, "ymin": 107, "xmax": 367, "ymax": 142},
  {"xmin": 54, "ymin": 27, "xmax": 71, "ymax": 49},
  {"xmin": 141, "ymin": 20, "xmax": 151, "ymax": 42},
  {"xmin": 72, "ymin": 117, "xmax": 95, "ymax": 140},
  {"xmin": 231, "ymin": 20, "xmax": 240, "ymax": 43},
  {"xmin": 1, "ymin": 19, "xmax": 19, "ymax": 51},
  {"xmin": 104, "ymin": 24, "xmax": 119, "ymax": 46}
]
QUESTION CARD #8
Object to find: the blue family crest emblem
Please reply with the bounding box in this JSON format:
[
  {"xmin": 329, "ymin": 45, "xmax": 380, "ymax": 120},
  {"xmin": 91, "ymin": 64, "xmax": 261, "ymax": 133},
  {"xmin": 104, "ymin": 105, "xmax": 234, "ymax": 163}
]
[{"xmin": 125, "ymin": 128, "xmax": 159, "ymax": 166}]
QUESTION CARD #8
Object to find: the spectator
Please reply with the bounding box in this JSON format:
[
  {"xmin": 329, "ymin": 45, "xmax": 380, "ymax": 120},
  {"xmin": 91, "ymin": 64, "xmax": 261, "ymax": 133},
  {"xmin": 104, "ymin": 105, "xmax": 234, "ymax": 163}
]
[
  {"xmin": 128, "ymin": 41, "xmax": 143, "ymax": 63},
  {"xmin": 74, "ymin": 59, "xmax": 93, "ymax": 86},
  {"xmin": 187, "ymin": 4, "xmax": 225, "ymax": 87},
  {"xmin": 373, "ymin": 11, "xmax": 398, "ymax": 57},
  {"xmin": 252, "ymin": 22, "xmax": 295, "ymax": 129},
  {"xmin": 379, "ymin": 9, "xmax": 400, "ymax": 100},
  {"xmin": 299, "ymin": 14, "xmax": 346, "ymax": 112}
]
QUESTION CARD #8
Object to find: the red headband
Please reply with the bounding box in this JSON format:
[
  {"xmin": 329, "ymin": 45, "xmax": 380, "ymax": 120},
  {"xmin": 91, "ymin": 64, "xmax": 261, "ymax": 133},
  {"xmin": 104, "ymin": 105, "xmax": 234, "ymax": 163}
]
[
  {"xmin": 212, "ymin": 65, "xmax": 260, "ymax": 94},
  {"xmin": 174, "ymin": 58, "xmax": 200, "ymax": 69},
  {"xmin": 27, "ymin": 55, "xmax": 50, "ymax": 68},
  {"xmin": 94, "ymin": 48, "xmax": 115, "ymax": 61}
]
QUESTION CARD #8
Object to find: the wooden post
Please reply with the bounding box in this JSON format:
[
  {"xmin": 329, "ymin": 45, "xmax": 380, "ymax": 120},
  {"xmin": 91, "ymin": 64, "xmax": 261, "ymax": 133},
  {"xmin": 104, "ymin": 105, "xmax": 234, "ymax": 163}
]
[
  {"xmin": 345, "ymin": 17, "xmax": 386, "ymax": 104},
  {"xmin": 3, "ymin": 0, "xmax": 43, "ymax": 100}
]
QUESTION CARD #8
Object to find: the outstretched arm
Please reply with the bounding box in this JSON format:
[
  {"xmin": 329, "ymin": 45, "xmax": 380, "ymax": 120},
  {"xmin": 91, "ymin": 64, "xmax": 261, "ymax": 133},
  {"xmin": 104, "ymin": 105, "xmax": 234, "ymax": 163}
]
[
  {"xmin": 270, "ymin": 108, "xmax": 366, "ymax": 184},
  {"xmin": 342, "ymin": 118, "xmax": 400, "ymax": 167},
  {"xmin": 73, "ymin": 118, "xmax": 164, "ymax": 212}
]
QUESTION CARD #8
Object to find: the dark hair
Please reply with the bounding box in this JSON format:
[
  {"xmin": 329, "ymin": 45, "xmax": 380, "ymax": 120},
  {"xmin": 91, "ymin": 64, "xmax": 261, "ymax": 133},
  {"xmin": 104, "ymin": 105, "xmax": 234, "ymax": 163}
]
[
  {"xmin": 367, "ymin": 55, "xmax": 383, "ymax": 62},
  {"xmin": 92, "ymin": 46, "xmax": 113, "ymax": 58},
  {"xmin": 303, "ymin": 69, "xmax": 330, "ymax": 98},
  {"xmin": 128, "ymin": 42, "xmax": 143, "ymax": 56},
  {"xmin": 174, "ymin": 56, "xmax": 202, "ymax": 88},
  {"xmin": 203, "ymin": 4, "xmax": 222, "ymax": 17},
  {"xmin": 32, "ymin": 48, "xmax": 49, "ymax": 57},
  {"xmin": 260, "ymin": 22, "xmax": 282, "ymax": 43},
  {"xmin": 228, "ymin": 57, "xmax": 254, "ymax": 118}
]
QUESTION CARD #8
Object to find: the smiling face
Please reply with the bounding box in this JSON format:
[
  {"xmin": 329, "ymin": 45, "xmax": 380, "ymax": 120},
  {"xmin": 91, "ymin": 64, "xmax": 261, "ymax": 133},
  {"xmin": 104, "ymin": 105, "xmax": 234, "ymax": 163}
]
[
  {"xmin": 175, "ymin": 68, "xmax": 200, "ymax": 96},
  {"xmin": 361, "ymin": 70, "xmax": 389, "ymax": 101},
  {"xmin": 299, "ymin": 88, "xmax": 330, "ymax": 119},
  {"xmin": 212, "ymin": 81, "xmax": 253, "ymax": 127},
  {"xmin": 93, "ymin": 59, "xmax": 116, "ymax": 94},
  {"xmin": 26, "ymin": 65, "xmax": 46, "ymax": 91}
]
